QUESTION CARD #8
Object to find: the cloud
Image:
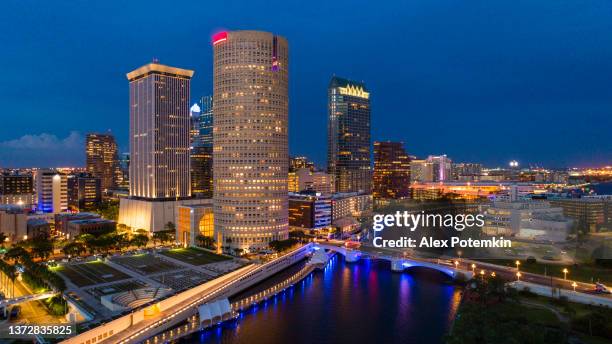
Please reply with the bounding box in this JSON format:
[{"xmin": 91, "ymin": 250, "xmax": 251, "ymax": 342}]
[{"xmin": 0, "ymin": 131, "xmax": 85, "ymax": 168}]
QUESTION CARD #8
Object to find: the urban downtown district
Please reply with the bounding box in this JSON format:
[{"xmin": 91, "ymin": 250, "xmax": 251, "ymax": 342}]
[{"xmin": 0, "ymin": 29, "xmax": 610, "ymax": 344}]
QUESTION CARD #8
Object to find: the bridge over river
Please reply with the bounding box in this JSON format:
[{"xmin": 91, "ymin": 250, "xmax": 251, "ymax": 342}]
[{"xmin": 316, "ymin": 243, "xmax": 474, "ymax": 281}]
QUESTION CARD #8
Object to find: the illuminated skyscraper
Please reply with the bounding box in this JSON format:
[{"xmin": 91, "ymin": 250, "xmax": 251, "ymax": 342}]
[
  {"xmin": 36, "ymin": 169, "xmax": 67, "ymax": 213},
  {"xmin": 327, "ymin": 76, "xmax": 372, "ymax": 193},
  {"xmin": 213, "ymin": 30, "xmax": 289, "ymax": 250},
  {"xmin": 86, "ymin": 133, "xmax": 119, "ymax": 191},
  {"xmin": 190, "ymin": 95, "xmax": 213, "ymax": 198},
  {"xmin": 373, "ymin": 141, "xmax": 411, "ymax": 199},
  {"xmin": 198, "ymin": 95, "xmax": 213, "ymax": 148},
  {"xmin": 126, "ymin": 62, "xmax": 193, "ymax": 200}
]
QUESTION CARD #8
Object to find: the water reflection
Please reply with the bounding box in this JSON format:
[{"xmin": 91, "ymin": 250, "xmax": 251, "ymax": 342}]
[{"xmin": 180, "ymin": 255, "xmax": 461, "ymax": 344}]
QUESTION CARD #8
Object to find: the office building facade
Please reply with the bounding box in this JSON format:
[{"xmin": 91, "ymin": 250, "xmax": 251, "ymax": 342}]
[
  {"xmin": 36, "ymin": 169, "xmax": 68, "ymax": 213},
  {"xmin": 327, "ymin": 76, "xmax": 372, "ymax": 193},
  {"xmin": 373, "ymin": 141, "xmax": 411, "ymax": 199},
  {"xmin": 86, "ymin": 133, "xmax": 120, "ymax": 191},
  {"xmin": 213, "ymin": 30, "xmax": 289, "ymax": 250},
  {"xmin": 126, "ymin": 62, "xmax": 193, "ymax": 200}
]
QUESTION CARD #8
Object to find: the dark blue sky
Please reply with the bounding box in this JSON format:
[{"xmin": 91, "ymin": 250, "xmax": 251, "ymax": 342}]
[{"xmin": 1, "ymin": 0, "xmax": 611, "ymax": 168}]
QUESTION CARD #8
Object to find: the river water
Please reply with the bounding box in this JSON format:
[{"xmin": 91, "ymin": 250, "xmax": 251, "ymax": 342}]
[{"xmin": 179, "ymin": 255, "xmax": 462, "ymax": 344}]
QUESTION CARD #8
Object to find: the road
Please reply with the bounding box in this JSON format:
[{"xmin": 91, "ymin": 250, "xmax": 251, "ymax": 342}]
[{"xmin": 320, "ymin": 240, "xmax": 610, "ymax": 298}]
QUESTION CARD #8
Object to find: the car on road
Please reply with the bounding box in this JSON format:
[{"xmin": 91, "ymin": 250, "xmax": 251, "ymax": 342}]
[{"xmin": 595, "ymin": 282, "xmax": 611, "ymax": 294}]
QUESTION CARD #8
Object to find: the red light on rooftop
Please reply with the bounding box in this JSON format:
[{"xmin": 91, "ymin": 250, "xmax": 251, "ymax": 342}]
[{"xmin": 212, "ymin": 32, "xmax": 228, "ymax": 45}]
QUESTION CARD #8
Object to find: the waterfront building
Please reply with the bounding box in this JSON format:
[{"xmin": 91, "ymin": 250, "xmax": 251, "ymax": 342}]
[
  {"xmin": 86, "ymin": 133, "xmax": 120, "ymax": 191},
  {"xmin": 0, "ymin": 173, "xmax": 35, "ymax": 207},
  {"xmin": 410, "ymin": 159, "xmax": 433, "ymax": 183},
  {"xmin": 67, "ymin": 173, "xmax": 102, "ymax": 211},
  {"xmin": 327, "ymin": 76, "xmax": 372, "ymax": 193},
  {"xmin": 213, "ymin": 30, "xmax": 289, "ymax": 251},
  {"xmin": 288, "ymin": 191, "xmax": 332, "ymax": 230},
  {"xmin": 373, "ymin": 141, "xmax": 411, "ymax": 199},
  {"xmin": 35, "ymin": 169, "xmax": 68, "ymax": 213},
  {"xmin": 118, "ymin": 62, "xmax": 196, "ymax": 232},
  {"xmin": 176, "ymin": 201, "xmax": 215, "ymax": 247},
  {"xmin": 483, "ymin": 200, "xmax": 572, "ymax": 242}
]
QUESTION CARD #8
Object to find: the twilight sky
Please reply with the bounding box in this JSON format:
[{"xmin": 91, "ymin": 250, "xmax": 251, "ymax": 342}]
[{"xmin": 1, "ymin": 0, "xmax": 611, "ymax": 168}]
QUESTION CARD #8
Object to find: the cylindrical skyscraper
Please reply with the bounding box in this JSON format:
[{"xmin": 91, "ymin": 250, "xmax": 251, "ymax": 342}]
[{"xmin": 212, "ymin": 30, "xmax": 289, "ymax": 251}]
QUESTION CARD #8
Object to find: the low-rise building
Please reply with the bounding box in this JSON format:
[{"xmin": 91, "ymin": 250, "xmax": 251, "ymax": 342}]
[
  {"xmin": 288, "ymin": 192, "xmax": 332, "ymax": 230},
  {"xmin": 55, "ymin": 212, "xmax": 101, "ymax": 237},
  {"xmin": 176, "ymin": 201, "xmax": 215, "ymax": 248},
  {"xmin": 549, "ymin": 196, "xmax": 611, "ymax": 233},
  {"xmin": 331, "ymin": 192, "xmax": 372, "ymax": 221},
  {"xmin": 67, "ymin": 218, "xmax": 116, "ymax": 237},
  {"xmin": 483, "ymin": 200, "xmax": 572, "ymax": 242}
]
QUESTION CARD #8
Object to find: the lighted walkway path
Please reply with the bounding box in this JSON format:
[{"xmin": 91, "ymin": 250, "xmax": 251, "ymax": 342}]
[{"xmin": 143, "ymin": 262, "xmax": 319, "ymax": 344}]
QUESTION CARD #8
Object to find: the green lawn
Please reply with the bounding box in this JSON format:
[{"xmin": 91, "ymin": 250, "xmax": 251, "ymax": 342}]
[{"xmin": 159, "ymin": 247, "xmax": 230, "ymax": 266}]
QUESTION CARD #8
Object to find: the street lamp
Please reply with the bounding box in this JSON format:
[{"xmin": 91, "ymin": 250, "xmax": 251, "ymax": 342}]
[
  {"xmin": 454, "ymin": 260, "xmax": 459, "ymax": 269},
  {"xmin": 572, "ymin": 281, "xmax": 577, "ymax": 292},
  {"xmin": 480, "ymin": 269, "xmax": 485, "ymax": 281},
  {"xmin": 491, "ymin": 272, "xmax": 496, "ymax": 278},
  {"xmin": 515, "ymin": 260, "xmax": 520, "ymax": 271},
  {"xmin": 516, "ymin": 272, "xmax": 522, "ymax": 281},
  {"xmin": 563, "ymin": 268, "xmax": 569, "ymax": 280},
  {"xmin": 471, "ymin": 263, "xmax": 476, "ymax": 273}
]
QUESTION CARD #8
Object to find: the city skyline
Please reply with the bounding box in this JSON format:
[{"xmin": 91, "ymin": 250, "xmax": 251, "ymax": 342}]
[{"xmin": 1, "ymin": 1, "xmax": 611, "ymax": 169}]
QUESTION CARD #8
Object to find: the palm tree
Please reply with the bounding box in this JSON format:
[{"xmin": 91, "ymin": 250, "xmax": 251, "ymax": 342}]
[
  {"xmin": 62, "ymin": 242, "xmax": 86, "ymax": 257},
  {"xmin": 5, "ymin": 246, "xmax": 28, "ymax": 263},
  {"xmin": 196, "ymin": 235, "xmax": 215, "ymax": 249},
  {"xmin": 131, "ymin": 234, "xmax": 149, "ymax": 248}
]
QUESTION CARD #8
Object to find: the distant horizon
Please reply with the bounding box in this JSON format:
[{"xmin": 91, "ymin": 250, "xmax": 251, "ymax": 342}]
[{"xmin": 1, "ymin": 1, "xmax": 611, "ymax": 168}]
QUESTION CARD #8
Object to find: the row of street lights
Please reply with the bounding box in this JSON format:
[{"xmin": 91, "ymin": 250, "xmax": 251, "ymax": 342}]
[{"xmin": 455, "ymin": 259, "xmax": 580, "ymax": 292}]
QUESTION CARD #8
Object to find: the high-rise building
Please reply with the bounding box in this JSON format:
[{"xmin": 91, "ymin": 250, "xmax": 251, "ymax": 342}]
[
  {"xmin": 189, "ymin": 103, "xmax": 202, "ymax": 145},
  {"xmin": 0, "ymin": 173, "xmax": 35, "ymax": 207},
  {"xmin": 119, "ymin": 62, "xmax": 196, "ymax": 233},
  {"xmin": 86, "ymin": 133, "xmax": 120, "ymax": 192},
  {"xmin": 67, "ymin": 173, "xmax": 102, "ymax": 211},
  {"xmin": 373, "ymin": 141, "xmax": 411, "ymax": 199},
  {"xmin": 427, "ymin": 155, "xmax": 452, "ymax": 182},
  {"xmin": 213, "ymin": 30, "xmax": 289, "ymax": 251},
  {"xmin": 190, "ymin": 95, "xmax": 214, "ymax": 198},
  {"xmin": 410, "ymin": 159, "xmax": 433, "ymax": 182},
  {"xmin": 190, "ymin": 145, "xmax": 213, "ymax": 198},
  {"xmin": 198, "ymin": 95, "xmax": 213, "ymax": 148},
  {"xmin": 35, "ymin": 169, "xmax": 67, "ymax": 213},
  {"xmin": 327, "ymin": 76, "xmax": 372, "ymax": 193},
  {"xmin": 126, "ymin": 62, "xmax": 193, "ymax": 200}
]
